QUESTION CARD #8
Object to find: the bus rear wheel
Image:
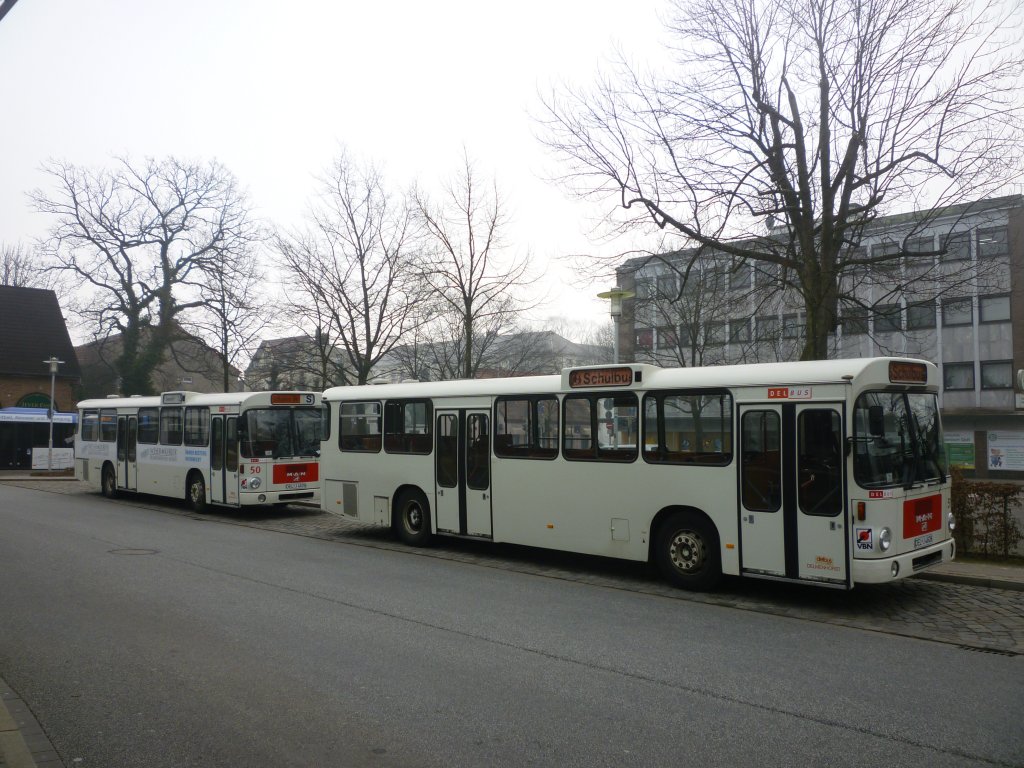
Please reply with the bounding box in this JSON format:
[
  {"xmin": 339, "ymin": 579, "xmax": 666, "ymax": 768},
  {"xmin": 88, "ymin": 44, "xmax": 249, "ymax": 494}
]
[
  {"xmin": 394, "ymin": 490, "xmax": 432, "ymax": 547},
  {"xmin": 101, "ymin": 464, "xmax": 118, "ymax": 499},
  {"xmin": 655, "ymin": 512, "xmax": 721, "ymax": 591},
  {"xmin": 187, "ymin": 472, "xmax": 207, "ymax": 513}
]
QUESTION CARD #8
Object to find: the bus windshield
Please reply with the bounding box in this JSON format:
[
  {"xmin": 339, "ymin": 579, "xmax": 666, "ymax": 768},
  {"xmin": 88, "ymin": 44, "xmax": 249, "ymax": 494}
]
[
  {"xmin": 240, "ymin": 407, "xmax": 322, "ymax": 459},
  {"xmin": 852, "ymin": 391, "xmax": 946, "ymax": 489}
]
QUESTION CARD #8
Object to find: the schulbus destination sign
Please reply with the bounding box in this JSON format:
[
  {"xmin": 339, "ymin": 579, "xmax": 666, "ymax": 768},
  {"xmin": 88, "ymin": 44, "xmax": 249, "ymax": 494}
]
[{"xmin": 569, "ymin": 367, "xmax": 633, "ymax": 388}]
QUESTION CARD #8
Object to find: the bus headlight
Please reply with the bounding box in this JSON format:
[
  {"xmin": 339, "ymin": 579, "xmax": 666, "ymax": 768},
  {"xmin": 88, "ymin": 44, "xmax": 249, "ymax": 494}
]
[
  {"xmin": 879, "ymin": 527, "xmax": 892, "ymax": 552},
  {"xmin": 947, "ymin": 512, "xmax": 956, "ymax": 532},
  {"xmin": 249, "ymin": 477, "xmax": 261, "ymax": 490}
]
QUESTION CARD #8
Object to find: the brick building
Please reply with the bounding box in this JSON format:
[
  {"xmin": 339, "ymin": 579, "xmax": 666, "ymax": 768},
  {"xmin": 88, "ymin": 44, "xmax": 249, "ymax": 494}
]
[{"xmin": 0, "ymin": 286, "xmax": 81, "ymax": 468}]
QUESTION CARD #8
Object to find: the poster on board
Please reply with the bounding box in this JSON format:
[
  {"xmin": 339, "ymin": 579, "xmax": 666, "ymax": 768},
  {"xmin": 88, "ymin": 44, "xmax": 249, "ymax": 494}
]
[
  {"xmin": 987, "ymin": 431, "xmax": 1024, "ymax": 471},
  {"xmin": 944, "ymin": 430, "xmax": 975, "ymax": 470}
]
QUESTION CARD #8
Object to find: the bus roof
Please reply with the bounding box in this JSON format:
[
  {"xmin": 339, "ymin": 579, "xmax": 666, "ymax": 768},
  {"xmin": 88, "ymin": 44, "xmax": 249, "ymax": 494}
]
[
  {"xmin": 77, "ymin": 391, "xmax": 320, "ymax": 410},
  {"xmin": 322, "ymin": 357, "xmax": 937, "ymax": 401}
]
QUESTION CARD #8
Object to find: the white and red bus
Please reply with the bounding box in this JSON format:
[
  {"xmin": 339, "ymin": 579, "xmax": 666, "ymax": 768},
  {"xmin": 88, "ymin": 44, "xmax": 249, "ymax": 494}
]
[
  {"xmin": 76, "ymin": 391, "xmax": 321, "ymax": 511},
  {"xmin": 318, "ymin": 357, "xmax": 954, "ymax": 590}
]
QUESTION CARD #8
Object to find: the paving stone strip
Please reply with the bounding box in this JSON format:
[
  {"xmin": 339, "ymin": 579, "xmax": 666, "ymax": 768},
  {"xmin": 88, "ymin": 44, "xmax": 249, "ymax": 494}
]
[{"xmin": 7, "ymin": 479, "xmax": 1024, "ymax": 656}]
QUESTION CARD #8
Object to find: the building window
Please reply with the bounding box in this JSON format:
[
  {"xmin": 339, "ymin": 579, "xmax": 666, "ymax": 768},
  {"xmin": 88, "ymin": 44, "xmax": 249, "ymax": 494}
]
[
  {"xmin": 977, "ymin": 226, "xmax": 1008, "ymax": 259},
  {"xmin": 873, "ymin": 303, "xmax": 902, "ymax": 333},
  {"xmin": 904, "ymin": 236, "xmax": 934, "ymax": 273},
  {"xmin": 656, "ymin": 274, "xmax": 677, "ymax": 299},
  {"xmin": 634, "ymin": 278, "xmax": 654, "ymax": 300},
  {"xmin": 729, "ymin": 263, "xmax": 752, "ymax": 290},
  {"xmin": 635, "ymin": 328, "xmax": 654, "ymax": 349},
  {"xmin": 755, "ymin": 261, "xmax": 780, "ymax": 286},
  {"xmin": 906, "ymin": 300, "xmax": 937, "ymax": 330},
  {"xmin": 942, "ymin": 231, "xmax": 971, "ymax": 262},
  {"xmin": 979, "ymin": 294, "xmax": 1011, "ymax": 323},
  {"xmin": 756, "ymin": 315, "xmax": 779, "ymax": 341},
  {"xmin": 942, "ymin": 298, "xmax": 973, "ymax": 327},
  {"xmin": 729, "ymin": 318, "xmax": 751, "ymax": 343},
  {"xmin": 872, "ymin": 240, "xmax": 901, "ymax": 259},
  {"xmin": 943, "ymin": 363, "xmax": 975, "ymax": 391},
  {"xmin": 841, "ymin": 307, "xmax": 868, "ymax": 336},
  {"xmin": 705, "ymin": 321, "xmax": 727, "ymax": 345},
  {"xmin": 981, "ymin": 361, "xmax": 1013, "ymax": 390},
  {"xmin": 782, "ymin": 313, "xmax": 803, "ymax": 338},
  {"xmin": 656, "ymin": 325, "xmax": 677, "ymax": 349}
]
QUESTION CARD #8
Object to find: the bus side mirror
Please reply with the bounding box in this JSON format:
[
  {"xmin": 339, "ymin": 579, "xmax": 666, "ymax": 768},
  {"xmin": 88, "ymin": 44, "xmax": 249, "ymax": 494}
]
[{"xmin": 868, "ymin": 405, "xmax": 885, "ymax": 437}]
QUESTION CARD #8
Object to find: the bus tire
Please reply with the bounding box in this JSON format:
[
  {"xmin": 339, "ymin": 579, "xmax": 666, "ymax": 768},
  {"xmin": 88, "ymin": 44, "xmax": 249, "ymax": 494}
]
[
  {"xmin": 654, "ymin": 511, "xmax": 721, "ymax": 591},
  {"xmin": 394, "ymin": 489, "xmax": 432, "ymax": 547},
  {"xmin": 187, "ymin": 471, "xmax": 207, "ymax": 513},
  {"xmin": 101, "ymin": 464, "xmax": 118, "ymax": 499}
]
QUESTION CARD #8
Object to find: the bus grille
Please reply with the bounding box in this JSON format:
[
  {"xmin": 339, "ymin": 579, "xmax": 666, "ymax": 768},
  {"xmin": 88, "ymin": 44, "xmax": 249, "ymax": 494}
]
[
  {"xmin": 912, "ymin": 550, "xmax": 942, "ymax": 572},
  {"xmin": 279, "ymin": 491, "xmax": 315, "ymax": 501}
]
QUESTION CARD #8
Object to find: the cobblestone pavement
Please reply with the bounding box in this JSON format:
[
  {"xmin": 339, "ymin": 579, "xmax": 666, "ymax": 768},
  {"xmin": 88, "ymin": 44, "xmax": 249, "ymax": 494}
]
[{"xmin": 8, "ymin": 480, "xmax": 1024, "ymax": 656}]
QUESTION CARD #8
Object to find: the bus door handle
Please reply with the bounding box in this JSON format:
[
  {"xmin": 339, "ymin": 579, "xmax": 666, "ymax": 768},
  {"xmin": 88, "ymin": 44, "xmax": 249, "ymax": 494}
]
[{"xmin": 483, "ymin": 493, "xmax": 488, "ymax": 500}]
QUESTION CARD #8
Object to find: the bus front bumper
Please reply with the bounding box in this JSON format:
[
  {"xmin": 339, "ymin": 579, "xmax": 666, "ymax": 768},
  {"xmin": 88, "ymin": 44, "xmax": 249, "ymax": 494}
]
[
  {"xmin": 238, "ymin": 489, "xmax": 319, "ymax": 506},
  {"xmin": 852, "ymin": 538, "xmax": 956, "ymax": 584}
]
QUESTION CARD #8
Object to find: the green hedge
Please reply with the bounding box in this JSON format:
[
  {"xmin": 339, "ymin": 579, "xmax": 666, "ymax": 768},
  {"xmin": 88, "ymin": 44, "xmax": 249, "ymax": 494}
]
[{"xmin": 950, "ymin": 468, "xmax": 1024, "ymax": 557}]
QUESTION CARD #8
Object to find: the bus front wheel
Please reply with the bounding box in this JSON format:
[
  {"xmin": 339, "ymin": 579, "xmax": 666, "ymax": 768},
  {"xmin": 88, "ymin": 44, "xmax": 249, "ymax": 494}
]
[
  {"xmin": 394, "ymin": 490, "xmax": 432, "ymax": 547},
  {"xmin": 655, "ymin": 512, "xmax": 721, "ymax": 591},
  {"xmin": 101, "ymin": 464, "xmax": 118, "ymax": 499},
  {"xmin": 187, "ymin": 472, "xmax": 207, "ymax": 513}
]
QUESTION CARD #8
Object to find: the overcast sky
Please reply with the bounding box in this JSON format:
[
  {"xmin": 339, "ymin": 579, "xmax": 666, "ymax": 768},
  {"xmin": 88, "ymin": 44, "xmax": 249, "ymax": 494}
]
[{"xmin": 0, "ymin": 0, "xmax": 672, "ymax": 338}]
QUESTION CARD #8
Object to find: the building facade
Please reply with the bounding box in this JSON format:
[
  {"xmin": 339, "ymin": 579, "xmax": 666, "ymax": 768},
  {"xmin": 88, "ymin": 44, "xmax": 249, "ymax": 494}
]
[
  {"xmin": 0, "ymin": 286, "xmax": 81, "ymax": 469},
  {"xmin": 617, "ymin": 194, "xmax": 1024, "ymax": 479}
]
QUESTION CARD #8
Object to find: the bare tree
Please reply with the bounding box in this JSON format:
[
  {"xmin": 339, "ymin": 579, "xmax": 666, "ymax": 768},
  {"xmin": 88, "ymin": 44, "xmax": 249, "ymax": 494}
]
[
  {"xmin": 415, "ymin": 152, "xmax": 538, "ymax": 378},
  {"xmin": 32, "ymin": 156, "xmax": 257, "ymax": 394},
  {"xmin": 540, "ymin": 0, "xmax": 1023, "ymax": 360},
  {"xmin": 277, "ymin": 151, "xmax": 425, "ymax": 386},
  {"xmin": 1, "ymin": 242, "xmax": 51, "ymax": 288},
  {"xmin": 186, "ymin": 244, "xmax": 271, "ymax": 392}
]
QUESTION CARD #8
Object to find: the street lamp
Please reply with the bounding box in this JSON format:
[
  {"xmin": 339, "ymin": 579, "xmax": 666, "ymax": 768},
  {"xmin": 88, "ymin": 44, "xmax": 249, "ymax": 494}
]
[
  {"xmin": 596, "ymin": 286, "xmax": 635, "ymax": 364},
  {"xmin": 43, "ymin": 356, "xmax": 64, "ymax": 472}
]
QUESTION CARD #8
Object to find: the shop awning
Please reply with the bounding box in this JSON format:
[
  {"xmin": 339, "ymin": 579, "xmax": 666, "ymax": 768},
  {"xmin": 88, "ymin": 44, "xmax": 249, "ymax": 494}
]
[{"xmin": 0, "ymin": 407, "xmax": 77, "ymax": 424}]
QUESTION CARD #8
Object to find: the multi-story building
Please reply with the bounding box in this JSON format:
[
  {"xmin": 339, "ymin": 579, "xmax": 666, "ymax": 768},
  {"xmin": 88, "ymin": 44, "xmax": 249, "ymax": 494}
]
[{"xmin": 617, "ymin": 194, "xmax": 1024, "ymax": 479}]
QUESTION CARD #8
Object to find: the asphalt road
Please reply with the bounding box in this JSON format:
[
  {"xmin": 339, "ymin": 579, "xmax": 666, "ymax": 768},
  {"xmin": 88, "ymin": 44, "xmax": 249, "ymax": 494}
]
[{"xmin": 1, "ymin": 483, "xmax": 1022, "ymax": 768}]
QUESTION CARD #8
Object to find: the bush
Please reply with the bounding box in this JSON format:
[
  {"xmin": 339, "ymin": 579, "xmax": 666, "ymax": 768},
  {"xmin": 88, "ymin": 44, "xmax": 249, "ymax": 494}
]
[{"xmin": 950, "ymin": 469, "xmax": 1024, "ymax": 557}]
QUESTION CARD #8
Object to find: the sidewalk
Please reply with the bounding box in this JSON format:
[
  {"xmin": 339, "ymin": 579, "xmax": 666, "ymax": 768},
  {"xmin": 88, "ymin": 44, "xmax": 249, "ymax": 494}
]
[{"xmin": 0, "ymin": 678, "xmax": 60, "ymax": 767}]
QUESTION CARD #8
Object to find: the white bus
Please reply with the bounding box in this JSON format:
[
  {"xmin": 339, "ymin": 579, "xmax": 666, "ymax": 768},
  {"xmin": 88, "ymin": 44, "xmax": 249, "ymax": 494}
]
[
  {"xmin": 76, "ymin": 390, "xmax": 322, "ymax": 511},
  {"xmin": 320, "ymin": 358, "xmax": 955, "ymax": 590}
]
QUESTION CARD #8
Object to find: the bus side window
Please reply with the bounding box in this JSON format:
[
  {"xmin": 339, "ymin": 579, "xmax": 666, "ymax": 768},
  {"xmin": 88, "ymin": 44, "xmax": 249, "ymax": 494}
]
[
  {"xmin": 643, "ymin": 391, "xmax": 733, "ymax": 466},
  {"xmin": 81, "ymin": 410, "xmax": 99, "ymax": 441},
  {"xmin": 741, "ymin": 410, "xmax": 781, "ymax": 512},
  {"xmin": 137, "ymin": 408, "xmax": 159, "ymax": 444}
]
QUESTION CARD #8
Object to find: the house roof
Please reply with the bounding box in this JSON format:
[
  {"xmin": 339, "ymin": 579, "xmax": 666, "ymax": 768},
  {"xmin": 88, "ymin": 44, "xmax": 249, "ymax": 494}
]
[{"xmin": 0, "ymin": 286, "xmax": 80, "ymax": 379}]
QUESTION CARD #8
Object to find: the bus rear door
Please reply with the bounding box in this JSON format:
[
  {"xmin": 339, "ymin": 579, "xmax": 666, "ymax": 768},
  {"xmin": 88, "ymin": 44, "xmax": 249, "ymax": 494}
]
[
  {"xmin": 435, "ymin": 409, "xmax": 492, "ymax": 538},
  {"xmin": 116, "ymin": 415, "xmax": 137, "ymax": 492},
  {"xmin": 739, "ymin": 402, "xmax": 848, "ymax": 585}
]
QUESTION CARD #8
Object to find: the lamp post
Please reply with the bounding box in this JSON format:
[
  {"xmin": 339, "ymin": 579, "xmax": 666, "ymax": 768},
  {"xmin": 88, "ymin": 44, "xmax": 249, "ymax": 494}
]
[
  {"xmin": 44, "ymin": 356, "xmax": 64, "ymax": 472},
  {"xmin": 596, "ymin": 287, "xmax": 635, "ymax": 364}
]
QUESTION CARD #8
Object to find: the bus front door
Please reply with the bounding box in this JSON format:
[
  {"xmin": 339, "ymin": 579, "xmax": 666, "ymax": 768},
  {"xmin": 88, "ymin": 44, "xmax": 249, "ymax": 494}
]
[
  {"xmin": 210, "ymin": 416, "xmax": 240, "ymax": 505},
  {"xmin": 435, "ymin": 409, "xmax": 492, "ymax": 538},
  {"xmin": 116, "ymin": 416, "xmax": 137, "ymax": 491},
  {"xmin": 739, "ymin": 403, "xmax": 848, "ymax": 585},
  {"xmin": 211, "ymin": 416, "xmax": 225, "ymax": 504}
]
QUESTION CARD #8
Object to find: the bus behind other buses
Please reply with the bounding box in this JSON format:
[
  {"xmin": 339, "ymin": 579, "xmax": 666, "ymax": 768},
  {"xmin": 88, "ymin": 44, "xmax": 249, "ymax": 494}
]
[
  {"xmin": 76, "ymin": 391, "xmax": 321, "ymax": 511},
  {"xmin": 319, "ymin": 358, "xmax": 954, "ymax": 590}
]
